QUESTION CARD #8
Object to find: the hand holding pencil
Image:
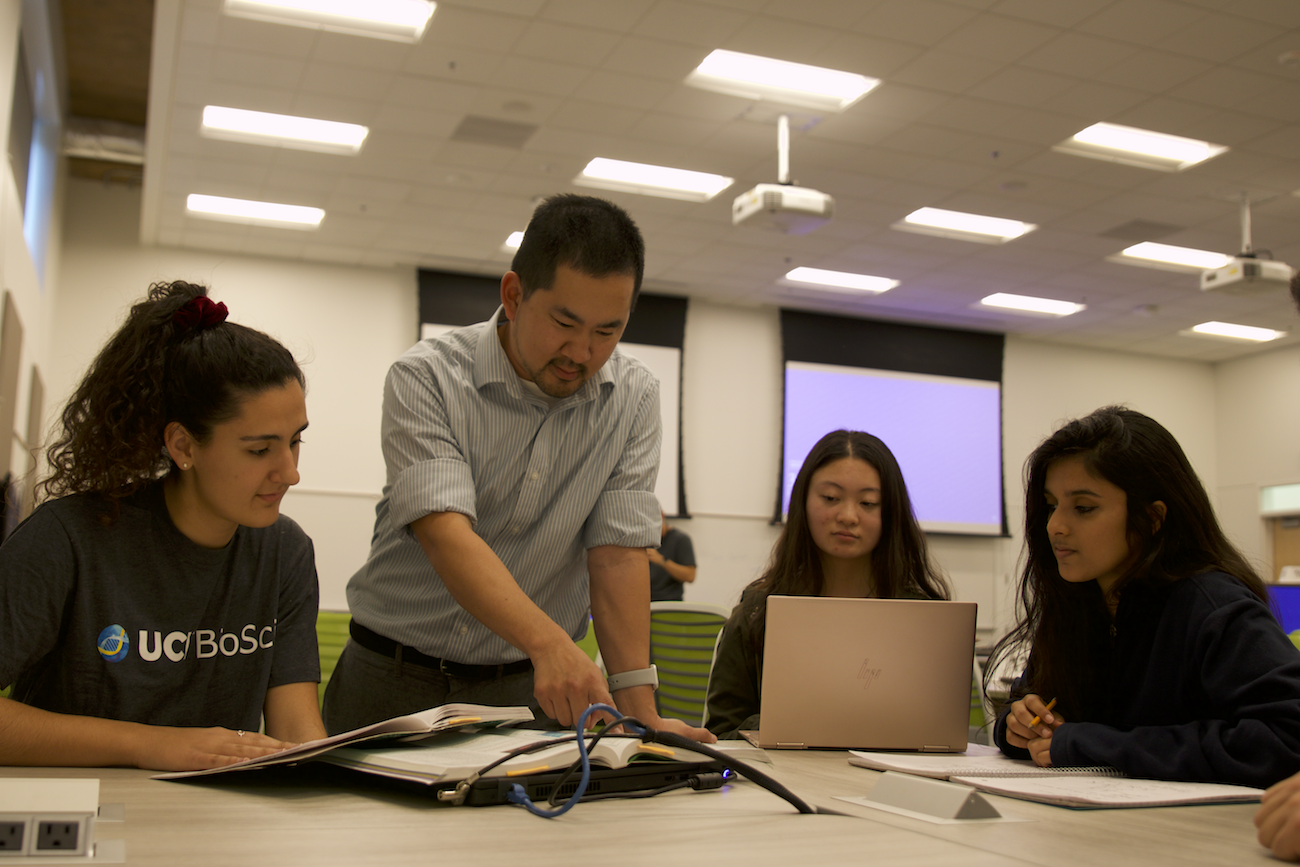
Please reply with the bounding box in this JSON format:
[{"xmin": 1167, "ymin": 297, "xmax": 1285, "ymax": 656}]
[
  {"xmin": 1004, "ymin": 693, "xmax": 1066, "ymax": 767},
  {"xmin": 1029, "ymin": 698, "xmax": 1057, "ymax": 728}
]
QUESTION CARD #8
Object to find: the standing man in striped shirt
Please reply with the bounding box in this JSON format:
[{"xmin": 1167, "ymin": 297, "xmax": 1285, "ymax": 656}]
[{"xmin": 322, "ymin": 194, "xmax": 713, "ymax": 743}]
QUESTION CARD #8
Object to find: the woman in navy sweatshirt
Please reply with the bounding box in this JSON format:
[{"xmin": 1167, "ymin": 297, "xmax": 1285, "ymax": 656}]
[{"xmin": 989, "ymin": 406, "xmax": 1300, "ymax": 789}]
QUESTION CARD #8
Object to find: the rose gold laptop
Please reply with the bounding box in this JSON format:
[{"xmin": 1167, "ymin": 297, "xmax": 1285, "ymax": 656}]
[{"xmin": 755, "ymin": 596, "xmax": 977, "ymax": 751}]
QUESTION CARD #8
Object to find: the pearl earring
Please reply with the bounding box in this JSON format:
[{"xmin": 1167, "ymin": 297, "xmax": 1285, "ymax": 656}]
[{"xmin": 180, "ymin": 463, "xmax": 189, "ymax": 470}]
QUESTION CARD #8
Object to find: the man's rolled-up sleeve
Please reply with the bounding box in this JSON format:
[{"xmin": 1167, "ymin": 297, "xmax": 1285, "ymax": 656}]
[
  {"xmin": 583, "ymin": 378, "xmax": 661, "ymax": 550},
  {"xmin": 381, "ymin": 358, "xmax": 478, "ymax": 533}
]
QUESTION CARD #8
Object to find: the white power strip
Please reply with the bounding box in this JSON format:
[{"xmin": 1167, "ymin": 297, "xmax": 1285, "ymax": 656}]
[{"xmin": 0, "ymin": 779, "xmax": 98, "ymax": 858}]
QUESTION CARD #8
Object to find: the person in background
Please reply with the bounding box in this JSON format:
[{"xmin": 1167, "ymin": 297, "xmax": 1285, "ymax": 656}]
[
  {"xmin": 704, "ymin": 429, "xmax": 950, "ymax": 737},
  {"xmin": 649, "ymin": 510, "xmax": 696, "ymax": 602},
  {"xmin": 1256, "ymin": 272, "xmax": 1300, "ymax": 859},
  {"xmin": 0, "ymin": 281, "xmax": 325, "ymax": 771},
  {"xmin": 323, "ymin": 194, "xmax": 711, "ymax": 743},
  {"xmin": 992, "ymin": 406, "xmax": 1300, "ymax": 789}
]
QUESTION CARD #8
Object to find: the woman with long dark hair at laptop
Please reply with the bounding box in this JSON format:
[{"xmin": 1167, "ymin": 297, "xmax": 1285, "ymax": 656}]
[
  {"xmin": 989, "ymin": 405, "xmax": 1300, "ymax": 789},
  {"xmin": 704, "ymin": 429, "xmax": 950, "ymax": 738}
]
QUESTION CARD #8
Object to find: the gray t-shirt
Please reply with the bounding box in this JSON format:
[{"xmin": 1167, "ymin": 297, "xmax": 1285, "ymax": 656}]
[
  {"xmin": 649, "ymin": 527, "xmax": 696, "ymax": 603},
  {"xmin": 0, "ymin": 481, "xmax": 320, "ymax": 732}
]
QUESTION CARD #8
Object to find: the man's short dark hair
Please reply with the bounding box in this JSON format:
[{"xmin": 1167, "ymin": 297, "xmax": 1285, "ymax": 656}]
[{"xmin": 511, "ymin": 194, "xmax": 645, "ymax": 309}]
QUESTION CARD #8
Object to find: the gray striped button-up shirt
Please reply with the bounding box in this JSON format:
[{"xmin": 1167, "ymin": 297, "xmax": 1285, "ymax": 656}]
[{"xmin": 345, "ymin": 307, "xmax": 662, "ymax": 665}]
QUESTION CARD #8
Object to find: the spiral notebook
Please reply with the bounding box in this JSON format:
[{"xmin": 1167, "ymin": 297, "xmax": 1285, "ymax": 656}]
[
  {"xmin": 848, "ymin": 748, "xmax": 1265, "ymax": 808},
  {"xmin": 847, "ymin": 746, "xmax": 1122, "ymax": 780}
]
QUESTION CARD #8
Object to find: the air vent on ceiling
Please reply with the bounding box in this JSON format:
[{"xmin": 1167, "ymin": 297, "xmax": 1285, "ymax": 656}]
[
  {"xmin": 1098, "ymin": 219, "xmax": 1183, "ymax": 242},
  {"xmin": 63, "ymin": 116, "xmax": 146, "ymax": 165},
  {"xmin": 450, "ymin": 116, "xmax": 538, "ymax": 149}
]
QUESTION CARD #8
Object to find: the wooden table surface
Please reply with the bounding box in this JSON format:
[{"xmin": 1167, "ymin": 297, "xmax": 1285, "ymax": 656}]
[{"xmin": 0, "ymin": 749, "xmax": 1275, "ymax": 867}]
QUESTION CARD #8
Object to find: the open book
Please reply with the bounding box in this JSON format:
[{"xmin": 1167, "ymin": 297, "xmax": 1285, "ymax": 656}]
[
  {"xmin": 848, "ymin": 747, "xmax": 1264, "ymax": 808},
  {"xmin": 321, "ymin": 728, "xmax": 762, "ymax": 786},
  {"xmin": 154, "ymin": 703, "xmax": 535, "ymax": 780}
]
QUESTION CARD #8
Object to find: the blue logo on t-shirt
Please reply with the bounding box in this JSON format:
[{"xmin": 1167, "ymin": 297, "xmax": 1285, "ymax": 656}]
[{"xmin": 97, "ymin": 625, "xmax": 130, "ymax": 662}]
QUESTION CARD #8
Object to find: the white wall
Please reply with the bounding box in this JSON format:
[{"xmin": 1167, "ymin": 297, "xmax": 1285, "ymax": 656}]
[
  {"xmin": 1214, "ymin": 342, "xmax": 1300, "ymax": 575},
  {"xmin": 995, "ymin": 337, "xmax": 1219, "ymax": 630},
  {"xmin": 1, "ymin": 0, "xmax": 67, "ymax": 505},
  {"xmin": 54, "ymin": 179, "xmax": 1279, "ymax": 641}
]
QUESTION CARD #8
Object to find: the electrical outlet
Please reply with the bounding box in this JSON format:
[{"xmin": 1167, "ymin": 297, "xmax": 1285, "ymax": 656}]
[
  {"xmin": 35, "ymin": 821, "xmax": 80, "ymax": 852},
  {"xmin": 0, "ymin": 822, "xmax": 24, "ymax": 853},
  {"xmin": 0, "ymin": 780, "xmax": 98, "ymax": 858}
]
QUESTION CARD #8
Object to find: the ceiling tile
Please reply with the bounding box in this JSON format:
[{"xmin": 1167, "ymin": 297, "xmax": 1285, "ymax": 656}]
[
  {"xmin": 1018, "ymin": 31, "xmax": 1139, "ymax": 78},
  {"xmin": 137, "ymin": 0, "xmax": 1300, "ymax": 362},
  {"xmin": 991, "ymin": 0, "xmax": 1114, "ymax": 29},
  {"xmin": 721, "ymin": 16, "xmax": 840, "ymax": 63},
  {"xmin": 1156, "ymin": 11, "xmax": 1283, "ymax": 62},
  {"xmin": 513, "ymin": 20, "xmax": 622, "ymax": 66},
  {"xmin": 1077, "ymin": 0, "xmax": 1210, "ymax": 46},
  {"xmin": 889, "ymin": 49, "xmax": 1002, "ymax": 94},
  {"xmin": 853, "ymin": 0, "xmax": 981, "ymax": 48},
  {"xmin": 538, "ymin": 0, "xmax": 656, "ymax": 32},
  {"xmin": 932, "ymin": 14, "xmax": 1062, "ymax": 64},
  {"xmin": 632, "ymin": 1, "xmax": 749, "ymax": 47},
  {"xmin": 965, "ymin": 66, "xmax": 1079, "ymax": 108}
]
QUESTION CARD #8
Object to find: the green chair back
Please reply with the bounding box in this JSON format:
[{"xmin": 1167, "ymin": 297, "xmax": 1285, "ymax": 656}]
[
  {"xmin": 575, "ymin": 615, "xmax": 601, "ymax": 664},
  {"xmin": 1290, "ymin": 630, "xmax": 1300, "ymax": 653},
  {"xmin": 317, "ymin": 610, "xmax": 352, "ymax": 705},
  {"xmin": 648, "ymin": 602, "xmax": 729, "ymax": 726}
]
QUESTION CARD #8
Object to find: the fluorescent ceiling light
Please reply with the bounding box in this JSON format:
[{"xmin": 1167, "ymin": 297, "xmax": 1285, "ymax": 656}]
[
  {"xmin": 1184, "ymin": 321, "xmax": 1285, "ymax": 342},
  {"xmin": 783, "ymin": 267, "xmax": 898, "ymax": 294},
  {"xmin": 574, "ymin": 157, "xmax": 733, "ymax": 202},
  {"xmin": 186, "ymin": 194, "xmax": 324, "ymax": 229},
  {"xmin": 202, "ymin": 106, "xmax": 368, "ymax": 155},
  {"xmin": 1053, "ymin": 122, "xmax": 1227, "ymax": 172},
  {"xmin": 685, "ymin": 49, "xmax": 880, "ymax": 112},
  {"xmin": 893, "ymin": 207, "xmax": 1036, "ymax": 244},
  {"xmin": 223, "ymin": 0, "xmax": 435, "ymax": 42},
  {"xmin": 1114, "ymin": 242, "xmax": 1233, "ymax": 272},
  {"xmin": 979, "ymin": 293, "xmax": 1084, "ymax": 317},
  {"xmin": 504, "ymin": 231, "xmax": 524, "ymax": 251}
]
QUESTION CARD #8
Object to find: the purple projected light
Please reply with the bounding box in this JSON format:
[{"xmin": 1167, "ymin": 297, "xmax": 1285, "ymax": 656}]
[{"xmin": 783, "ymin": 362, "xmax": 1002, "ymax": 534}]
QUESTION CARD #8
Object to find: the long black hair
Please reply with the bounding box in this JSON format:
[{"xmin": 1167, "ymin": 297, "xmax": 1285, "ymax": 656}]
[
  {"xmin": 740, "ymin": 430, "xmax": 950, "ymax": 645},
  {"xmin": 40, "ymin": 281, "xmax": 303, "ymax": 510},
  {"xmin": 985, "ymin": 405, "xmax": 1266, "ymax": 716}
]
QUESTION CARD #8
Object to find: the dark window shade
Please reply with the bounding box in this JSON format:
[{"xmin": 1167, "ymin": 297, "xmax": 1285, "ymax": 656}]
[{"xmin": 780, "ymin": 309, "xmax": 1004, "ymax": 383}]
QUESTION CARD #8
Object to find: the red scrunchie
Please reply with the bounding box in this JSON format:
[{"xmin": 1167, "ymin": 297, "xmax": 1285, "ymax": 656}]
[{"xmin": 173, "ymin": 296, "xmax": 229, "ymax": 334}]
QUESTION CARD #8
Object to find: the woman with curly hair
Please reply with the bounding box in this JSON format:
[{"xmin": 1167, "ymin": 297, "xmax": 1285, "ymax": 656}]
[
  {"xmin": 990, "ymin": 406, "xmax": 1300, "ymax": 789},
  {"xmin": 0, "ymin": 281, "xmax": 326, "ymax": 770},
  {"xmin": 704, "ymin": 429, "xmax": 950, "ymax": 737}
]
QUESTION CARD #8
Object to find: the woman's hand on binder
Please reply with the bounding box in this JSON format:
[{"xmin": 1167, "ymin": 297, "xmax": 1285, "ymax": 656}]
[
  {"xmin": 142, "ymin": 726, "xmax": 295, "ymax": 771},
  {"xmin": 1005, "ymin": 693, "xmax": 1066, "ymax": 765},
  {"xmin": 1256, "ymin": 771, "xmax": 1300, "ymax": 860}
]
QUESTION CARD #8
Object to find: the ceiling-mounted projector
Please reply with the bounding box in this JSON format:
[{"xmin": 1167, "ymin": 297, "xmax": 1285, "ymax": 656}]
[
  {"xmin": 1200, "ymin": 257, "xmax": 1293, "ymax": 295},
  {"xmin": 1200, "ymin": 195, "xmax": 1293, "ymax": 295},
  {"xmin": 732, "ymin": 183, "xmax": 834, "ymax": 235},
  {"xmin": 732, "ymin": 114, "xmax": 833, "ymax": 236}
]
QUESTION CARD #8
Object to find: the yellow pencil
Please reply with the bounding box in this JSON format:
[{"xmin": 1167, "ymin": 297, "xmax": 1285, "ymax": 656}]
[{"xmin": 1029, "ymin": 698, "xmax": 1057, "ymax": 728}]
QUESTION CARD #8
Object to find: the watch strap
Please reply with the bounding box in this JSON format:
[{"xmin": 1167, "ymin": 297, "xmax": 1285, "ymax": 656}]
[{"xmin": 606, "ymin": 664, "xmax": 658, "ymax": 692}]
